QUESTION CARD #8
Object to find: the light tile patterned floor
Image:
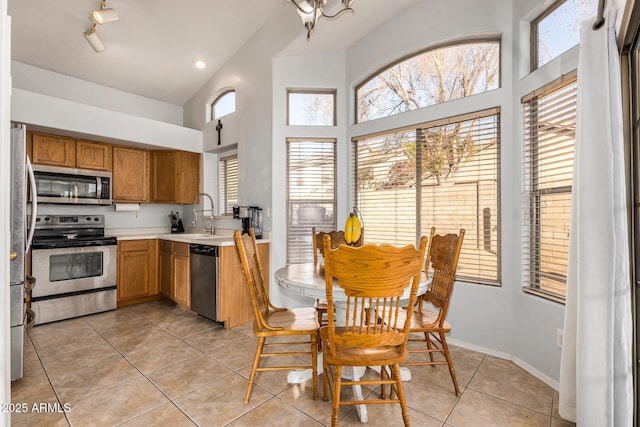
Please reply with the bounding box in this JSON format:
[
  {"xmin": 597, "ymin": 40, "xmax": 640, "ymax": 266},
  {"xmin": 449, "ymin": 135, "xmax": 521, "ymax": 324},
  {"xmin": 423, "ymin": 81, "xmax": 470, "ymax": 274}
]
[{"xmin": 11, "ymin": 300, "xmax": 575, "ymax": 426}]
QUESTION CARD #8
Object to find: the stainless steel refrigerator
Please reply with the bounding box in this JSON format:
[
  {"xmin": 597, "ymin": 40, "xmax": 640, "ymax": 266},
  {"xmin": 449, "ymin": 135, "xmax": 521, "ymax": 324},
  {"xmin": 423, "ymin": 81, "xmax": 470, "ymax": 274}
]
[{"xmin": 10, "ymin": 123, "xmax": 37, "ymax": 381}]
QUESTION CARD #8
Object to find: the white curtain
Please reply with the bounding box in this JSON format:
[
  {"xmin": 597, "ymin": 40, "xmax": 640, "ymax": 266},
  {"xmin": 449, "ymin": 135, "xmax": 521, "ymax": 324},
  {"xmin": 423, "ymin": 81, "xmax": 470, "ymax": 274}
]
[{"xmin": 558, "ymin": 9, "xmax": 633, "ymax": 426}]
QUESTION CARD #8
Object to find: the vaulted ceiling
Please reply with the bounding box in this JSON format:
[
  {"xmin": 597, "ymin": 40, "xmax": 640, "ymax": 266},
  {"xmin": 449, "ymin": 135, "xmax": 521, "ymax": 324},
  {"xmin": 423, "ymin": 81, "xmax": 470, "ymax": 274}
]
[{"xmin": 8, "ymin": 0, "xmax": 421, "ymax": 106}]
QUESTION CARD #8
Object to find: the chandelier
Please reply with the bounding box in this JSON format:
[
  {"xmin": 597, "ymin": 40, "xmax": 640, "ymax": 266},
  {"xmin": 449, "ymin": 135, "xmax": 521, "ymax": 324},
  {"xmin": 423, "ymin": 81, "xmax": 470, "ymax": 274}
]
[{"xmin": 288, "ymin": 0, "xmax": 354, "ymax": 40}]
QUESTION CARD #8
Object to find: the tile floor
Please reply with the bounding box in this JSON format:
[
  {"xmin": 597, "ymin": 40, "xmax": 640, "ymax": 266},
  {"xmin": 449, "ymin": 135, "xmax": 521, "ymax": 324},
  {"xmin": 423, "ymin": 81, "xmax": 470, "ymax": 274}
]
[{"xmin": 11, "ymin": 300, "xmax": 575, "ymax": 426}]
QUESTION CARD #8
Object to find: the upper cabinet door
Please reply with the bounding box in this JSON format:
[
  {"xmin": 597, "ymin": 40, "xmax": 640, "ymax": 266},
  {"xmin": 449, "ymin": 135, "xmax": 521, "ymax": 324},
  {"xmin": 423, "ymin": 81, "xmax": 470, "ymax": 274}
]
[
  {"xmin": 113, "ymin": 146, "xmax": 149, "ymax": 202},
  {"xmin": 76, "ymin": 140, "xmax": 113, "ymax": 171},
  {"xmin": 31, "ymin": 133, "xmax": 76, "ymax": 168},
  {"xmin": 151, "ymin": 150, "xmax": 201, "ymax": 204}
]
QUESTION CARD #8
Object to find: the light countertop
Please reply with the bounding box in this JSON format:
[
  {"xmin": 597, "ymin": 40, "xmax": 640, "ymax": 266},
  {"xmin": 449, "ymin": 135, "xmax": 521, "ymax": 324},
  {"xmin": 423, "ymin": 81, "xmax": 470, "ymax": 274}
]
[{"xmin": 107, "ymin": 228, "xmax": 269, "ymax": 246}]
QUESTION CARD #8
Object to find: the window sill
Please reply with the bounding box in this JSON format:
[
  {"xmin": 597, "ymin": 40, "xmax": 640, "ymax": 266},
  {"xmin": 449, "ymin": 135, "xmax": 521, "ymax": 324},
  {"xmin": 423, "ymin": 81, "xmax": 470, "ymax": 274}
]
[{"xmin": 523, "ymin": 287, "xmax": 566, "ymax": 304}]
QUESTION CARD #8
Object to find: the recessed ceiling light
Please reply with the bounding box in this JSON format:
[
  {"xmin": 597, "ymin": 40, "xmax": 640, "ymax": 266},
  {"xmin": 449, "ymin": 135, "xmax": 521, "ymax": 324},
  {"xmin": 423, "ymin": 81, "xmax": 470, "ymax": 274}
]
[{"xmin": 193, "ymin": 59, "xmax": 206, "ymax": 69}]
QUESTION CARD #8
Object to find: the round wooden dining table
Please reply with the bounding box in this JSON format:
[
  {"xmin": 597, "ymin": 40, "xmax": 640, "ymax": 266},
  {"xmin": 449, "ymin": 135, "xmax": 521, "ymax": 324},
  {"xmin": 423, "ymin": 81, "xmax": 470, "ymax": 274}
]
[{"xmin": 274, "ymin": 262, "xmax": 430, "ymax": 423}]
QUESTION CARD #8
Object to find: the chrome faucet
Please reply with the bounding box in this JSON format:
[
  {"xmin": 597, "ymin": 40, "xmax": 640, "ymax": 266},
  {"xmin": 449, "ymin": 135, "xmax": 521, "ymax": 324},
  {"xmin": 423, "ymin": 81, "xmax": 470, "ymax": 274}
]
[{"xmin": 192, "ymin": 193, "xmax": 215, "ymax": 234}]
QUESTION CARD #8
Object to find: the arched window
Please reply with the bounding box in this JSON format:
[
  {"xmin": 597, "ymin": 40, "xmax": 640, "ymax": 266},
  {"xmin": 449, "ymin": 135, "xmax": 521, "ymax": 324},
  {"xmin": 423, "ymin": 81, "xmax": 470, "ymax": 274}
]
[
  {"xmin": 211, "ymin": 90, "xmax": 236, "ymax": 120},
  {"xmin": 356, "ymin": 39, "xmax": 500, "ymax": 123}
]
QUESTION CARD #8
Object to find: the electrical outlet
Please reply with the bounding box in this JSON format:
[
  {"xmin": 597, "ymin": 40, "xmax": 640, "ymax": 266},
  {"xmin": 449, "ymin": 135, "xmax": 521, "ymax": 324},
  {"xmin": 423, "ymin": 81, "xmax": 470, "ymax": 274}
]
[{"xmin": 557, "ymin": 328, "xmax": 564, "ymax": 348}]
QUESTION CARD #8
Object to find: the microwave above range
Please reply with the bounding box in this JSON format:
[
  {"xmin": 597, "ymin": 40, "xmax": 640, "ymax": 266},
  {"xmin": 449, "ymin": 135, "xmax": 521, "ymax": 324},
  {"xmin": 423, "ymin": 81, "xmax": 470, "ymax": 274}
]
[{"xmin": 32, "ymin": 164, "xmax": 112, "ymax": 205}]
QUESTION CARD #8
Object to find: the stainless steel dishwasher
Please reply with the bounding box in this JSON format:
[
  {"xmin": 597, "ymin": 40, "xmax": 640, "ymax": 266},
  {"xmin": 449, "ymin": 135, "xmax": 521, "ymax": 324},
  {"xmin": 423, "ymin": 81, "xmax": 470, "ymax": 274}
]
[{"xmin": 189, "ymin": 243, "xmax": 219, "ymax": 322}]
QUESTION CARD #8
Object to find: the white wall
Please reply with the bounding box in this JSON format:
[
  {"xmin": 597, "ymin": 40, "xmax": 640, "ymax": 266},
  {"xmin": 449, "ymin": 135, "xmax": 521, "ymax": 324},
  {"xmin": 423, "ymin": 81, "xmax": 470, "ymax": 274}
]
[
  {"xmin": 183, "ymin": 3, "xmax": 304, "ymax": 233},
  {"xmin": 9, "ymin": 63, "xmax": 206, "ymax": 232},
  {"xmin": 11, "ymin": 88, "xmax": 202, "ymax": 153},
  {"xmin": 271, "ymin": 51, "xmax": 348, "ymax": 306},
  {"xmin": 12, "ymin": 62, "xmax": 184, "ymax": 126}
]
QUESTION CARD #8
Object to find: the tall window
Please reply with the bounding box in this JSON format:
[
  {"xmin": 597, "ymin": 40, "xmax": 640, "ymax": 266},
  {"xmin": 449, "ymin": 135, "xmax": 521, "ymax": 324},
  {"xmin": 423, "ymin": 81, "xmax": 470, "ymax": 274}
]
[
  {"xmin": 531, "ymin": 0, "xmax": 598, "ymax": 70},
  {"xmin": 356, "ymin": 39, "xmax": 500, "ymax": 123},
  {"xmin": 211, "ymin": 90, "xmax": 235, "ymax": 120},
  {"xmin": 287, "ymin": 139, "xmax": 336, "ymax": 264},
  {"xmin": 522, "ymin": 73, "xmax": 577, "ymax": 301},
  {"xmin": 287, "ymin": 89, "xmax": 336, "ymax": 126},
  {"xmin": 218, "ymin": 155, "xmax": 238, "ymax": 215},
  {"xmin": 353, "ymin": 109, "xmax": 501, "ymax": 284}
]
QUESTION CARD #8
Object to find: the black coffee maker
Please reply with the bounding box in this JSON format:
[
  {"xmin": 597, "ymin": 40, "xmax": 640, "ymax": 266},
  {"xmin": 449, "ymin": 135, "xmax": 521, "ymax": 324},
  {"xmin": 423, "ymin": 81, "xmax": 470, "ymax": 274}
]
[{"xmin": 233, "ymin": 206, "xmax": 263, "ymax": 238}]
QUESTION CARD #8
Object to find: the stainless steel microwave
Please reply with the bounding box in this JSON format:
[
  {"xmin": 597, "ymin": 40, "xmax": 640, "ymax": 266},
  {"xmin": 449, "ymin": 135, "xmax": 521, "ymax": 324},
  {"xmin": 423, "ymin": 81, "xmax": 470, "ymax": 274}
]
[{"xmin": 32, "ymin": 165, "xmax": 112, "ymax": 205}]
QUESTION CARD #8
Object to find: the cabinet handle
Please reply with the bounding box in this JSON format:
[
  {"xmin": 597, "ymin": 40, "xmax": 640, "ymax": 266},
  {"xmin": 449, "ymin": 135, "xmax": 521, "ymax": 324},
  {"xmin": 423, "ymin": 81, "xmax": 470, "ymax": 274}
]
[{"xmin": 10, "ymin": 251, "xmax": 17, "ymax": 261}]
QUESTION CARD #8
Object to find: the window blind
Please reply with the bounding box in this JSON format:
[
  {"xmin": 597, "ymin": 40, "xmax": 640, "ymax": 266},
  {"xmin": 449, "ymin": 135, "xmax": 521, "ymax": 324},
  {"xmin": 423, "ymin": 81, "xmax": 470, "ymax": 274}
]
[
  {"xmin": 522, "ymin": 73, "xmax": 577, "ymax": 301},
  {"xmin": 353, "ymin": 108, "xmax": 501, "ymax": 284},
  {"xmin": 287, "ymin": 138, "xmax": 336, "ymax": 264},
  {"xmin": 218, "ymin": 155, "xmax": 238, "ymax": 215}
]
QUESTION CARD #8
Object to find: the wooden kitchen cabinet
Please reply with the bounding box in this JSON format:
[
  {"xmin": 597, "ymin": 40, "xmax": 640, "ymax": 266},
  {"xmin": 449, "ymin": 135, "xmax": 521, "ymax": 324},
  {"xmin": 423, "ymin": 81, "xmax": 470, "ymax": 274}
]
[
  {"xmin": 218, "ymin": 242, "xmax": 270, "ymax": 329},
  {"xmin": 76, "ymin": 140, "xmax": 112, "ymax": 171},
  {"xmin": 30, "ymin": 132, "xmax": 113, "ymax": 172},
  {"xmin": 30, "ymin": 132, "xmax": 76, "ymax": 168},
  {"xmin": 117, "ymin": 239, "xmax": 159, "ymax": 307},
  {"xmin": 112, "ymin": 146, "xmax": 149, "ymax": 202},
  {"xmin": 172, "ymin": 242, "xmax": 191, "ymax": 308},
  {"xmin": 158, "ymin": 241, "xmax": 173, "ymax": 299},
  {"xmin": 151, "ymin": 150, "xmax": 201, "ymax": 204},
  {"xmin": 158, "ymin": 240, "xmax": 191, "ymax": 308}
]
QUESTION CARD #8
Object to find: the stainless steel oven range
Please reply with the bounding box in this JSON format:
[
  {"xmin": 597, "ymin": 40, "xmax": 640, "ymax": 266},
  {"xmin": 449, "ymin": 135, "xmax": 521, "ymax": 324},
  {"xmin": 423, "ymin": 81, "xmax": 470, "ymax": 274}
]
[{"xmin": 30, "ymin": 214, "xmax": 117, "ymax": 325}]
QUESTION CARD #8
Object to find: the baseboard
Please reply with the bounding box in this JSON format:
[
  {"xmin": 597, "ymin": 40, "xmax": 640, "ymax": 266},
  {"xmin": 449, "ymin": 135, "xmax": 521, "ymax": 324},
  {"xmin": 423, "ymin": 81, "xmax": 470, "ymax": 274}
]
[{"xmin": 447, "ymin": 337, "xmax": 559, "ymax": 391}]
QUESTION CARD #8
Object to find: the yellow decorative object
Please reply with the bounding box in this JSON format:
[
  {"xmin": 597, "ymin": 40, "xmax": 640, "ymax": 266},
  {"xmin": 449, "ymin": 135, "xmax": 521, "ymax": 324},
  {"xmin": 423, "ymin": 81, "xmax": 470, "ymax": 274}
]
[{"xmin": 344, "ymin": 212, "xmax": 361, "ymax": 245}]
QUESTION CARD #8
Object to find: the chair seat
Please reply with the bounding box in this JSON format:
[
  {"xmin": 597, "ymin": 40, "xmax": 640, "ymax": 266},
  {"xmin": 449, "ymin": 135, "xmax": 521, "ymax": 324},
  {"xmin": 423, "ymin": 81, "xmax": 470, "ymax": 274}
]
[
  {"xmin": 398, "ymin": 307, "xmax": 451, "ymax": 332},
  {"xmin": 255, "ymin": 307, "xmax": 320, "ymax": 335},
  {"xmin": 314, "ymin": 299, "xmax": 329, "ymax": 311},
  {"xmin": 320, "ymin": 326, "xmax": 408, "ymax": 366}
]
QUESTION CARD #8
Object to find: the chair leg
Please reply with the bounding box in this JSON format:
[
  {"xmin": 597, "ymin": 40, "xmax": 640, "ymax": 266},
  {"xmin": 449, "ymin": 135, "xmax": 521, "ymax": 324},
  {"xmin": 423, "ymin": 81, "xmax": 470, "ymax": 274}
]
[
  {"xmin": 311, "ymin": 333, "xmax": 318, "ymax": 400},
  {"xmin": 440, "ymin": 332, "xmax": 461, "ymax": 397},
  {"xmin": 332, "ymin": 365, "xmax": 342, "ymax": 427},
  {"xmin": 322, "ymin": 351, "xmax": 330, "ymax": 402},
  {"xmin": 244, "ymin": 336, "xmax": 266, "ymax": 404},
  {"xmin": 391, "ymin": 364, "xmax": 410, "ymax": 427},
  {"xmin": 425, "ymin": 331, "xmax": 435, "ymax": 364}
]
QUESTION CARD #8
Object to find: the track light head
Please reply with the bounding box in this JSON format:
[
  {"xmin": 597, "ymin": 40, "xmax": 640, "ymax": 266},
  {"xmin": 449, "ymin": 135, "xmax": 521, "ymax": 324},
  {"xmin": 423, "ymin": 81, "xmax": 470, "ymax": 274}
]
[
  {"xmin": 83, "ymin": 24, "xmax": 104, "ymax": 53},
  {"xmin": 93, "ymin": 8, "xmax": 119, "ymax": 24}
]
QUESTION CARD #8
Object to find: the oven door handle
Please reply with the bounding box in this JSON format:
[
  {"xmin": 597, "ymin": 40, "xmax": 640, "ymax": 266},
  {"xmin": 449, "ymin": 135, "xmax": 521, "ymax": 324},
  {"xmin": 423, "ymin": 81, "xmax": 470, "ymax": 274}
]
[{"xmin": 25, "ymin": 308, "xmax": 36, "ymax": 330}]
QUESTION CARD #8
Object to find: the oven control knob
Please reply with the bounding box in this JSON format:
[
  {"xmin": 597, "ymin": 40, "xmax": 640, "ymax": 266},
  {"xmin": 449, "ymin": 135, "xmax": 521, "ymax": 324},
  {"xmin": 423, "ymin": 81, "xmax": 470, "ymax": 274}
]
[
  {"xmin": 86, "ymin": 217, "xmax": 92, "ymax": 221},
  {"xmin": 94, "ymin": 217, "xmax": 100, "ymax": 222},
  {"xmin": 35, "ymin": 217, "xmax": 41, "ymax": 222},
  {"xmin": 44, "ymin": 216, "xmax": 51, "ymax": 222}
]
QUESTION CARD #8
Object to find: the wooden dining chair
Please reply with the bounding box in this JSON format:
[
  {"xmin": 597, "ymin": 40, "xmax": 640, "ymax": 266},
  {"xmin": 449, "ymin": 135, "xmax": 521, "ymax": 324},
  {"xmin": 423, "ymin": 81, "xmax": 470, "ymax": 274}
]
[
  {"xmin": 234, "ymin": 228, "xmax": 319, "ymax": 404},
  {"xmin": 311, "ymin": 227, "xmax": 365, "ymax": 325},
  {"xmin": 320, "ymin": 235, "xmax": 427, "ymax": 427},
  {"xmin": 400, "ymin": 227, "xmax": 465, "ymax": 396}
]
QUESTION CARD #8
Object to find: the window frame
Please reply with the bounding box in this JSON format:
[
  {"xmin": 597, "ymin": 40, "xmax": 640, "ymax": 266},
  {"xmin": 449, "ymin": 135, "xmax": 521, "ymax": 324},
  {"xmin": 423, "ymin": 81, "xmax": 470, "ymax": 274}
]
[
  {"xmin": 286, "ymin": 137, "xmax": 337, "ymax": 264},
  {"xmin": 530, "ymin": 0, "xmax": 597, "ymax": 71},
  {"xmin": 521, "ymin": 71, "xmax": 578, "ymax": 303},
  {"xmin": 211, "ymin": 90, "xmax": 236, "ymax": 121},
  {"xmin": 286, "ymin": 89, "xmax": 337, "ymax": 126},
  {"xmin": 352, "ymin": 107, "xmax": 502, "ymax": 285},
  {"xmin": 218, "ymin": 154, "xmax": 238, "ymax": 216},
  {"xmin": 354, "ymin": 37, "xmax": 502, "ymax": 124}
]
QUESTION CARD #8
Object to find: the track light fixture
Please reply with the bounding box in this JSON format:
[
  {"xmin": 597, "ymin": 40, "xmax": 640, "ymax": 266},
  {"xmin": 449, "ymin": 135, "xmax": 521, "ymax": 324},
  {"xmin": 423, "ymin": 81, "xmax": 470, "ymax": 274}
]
[
  {"xmin": 92, "ymin": 0, "xmax": 119, "ymax": 25},
  {"xmin": 288, "ymin": 0, "xmax": 354, "ymax": 40},
  {"xmin": 83, "ymin": 0, "xmax": 119, "ymax": 53},
  {"xmin": 83, "ymin": 23, "xmax": 104, "ymax": 53}
]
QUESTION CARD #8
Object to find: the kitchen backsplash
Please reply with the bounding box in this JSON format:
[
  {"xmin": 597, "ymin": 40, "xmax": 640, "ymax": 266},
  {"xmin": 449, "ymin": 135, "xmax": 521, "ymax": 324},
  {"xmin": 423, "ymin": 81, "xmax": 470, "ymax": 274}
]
[
  {"xmin": 34, "ymin": 203, "xmax": 185, "ymax": 229},
  {"xmin": 34, "ymin": 203, "xmax": 247, "ymax": 234}
]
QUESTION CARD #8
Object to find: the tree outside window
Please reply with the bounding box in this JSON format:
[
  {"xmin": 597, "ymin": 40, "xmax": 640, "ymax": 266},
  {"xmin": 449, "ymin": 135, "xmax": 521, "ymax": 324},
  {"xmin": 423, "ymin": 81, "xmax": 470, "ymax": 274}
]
[{"xmin": 356, "ymin": 40, "xmax": 500, "ymax": 123}]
